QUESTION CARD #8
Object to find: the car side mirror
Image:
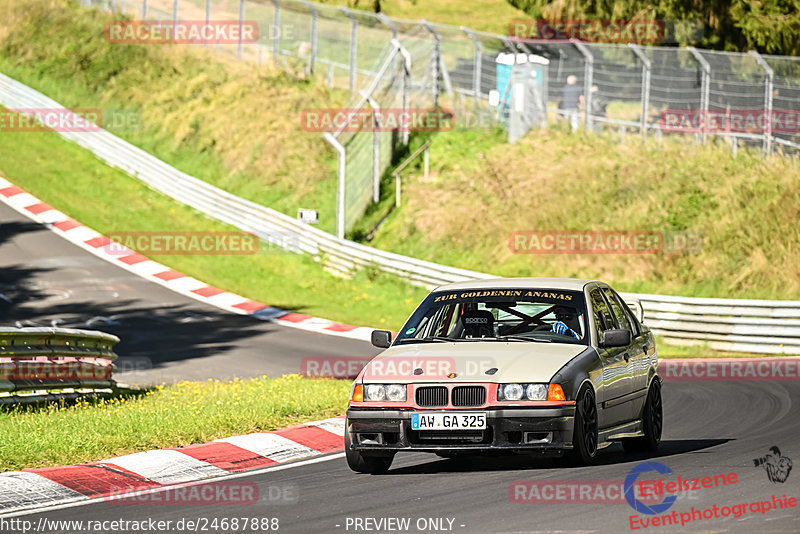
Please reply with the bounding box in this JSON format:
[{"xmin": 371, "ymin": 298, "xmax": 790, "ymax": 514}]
[
  {"xmin": 371, "ymin": 330, "xmax": 392, "ymax": 348},
  {"xmin": 600, "ymin": 329, "xmax": 631, "ymax": 348}
]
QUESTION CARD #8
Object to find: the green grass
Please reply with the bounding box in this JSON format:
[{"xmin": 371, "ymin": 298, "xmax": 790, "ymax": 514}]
[
  {"xmin": 313, "ymin": 0, "xmax": 529, "ymax": 34},
  {"xmin": 0, "ymin": 119, "xmax": 428, "ymax": 331},
  {"xmin": 0, "ymin": 375, "xmax": 348, "ymax": 470},
  {"xmin": 0, "ymin": 0, "xmax": 347, "ymax": 235},
  {"xmin": 367, "ymin": 122, "xmax": 800, "ymax": 300}
]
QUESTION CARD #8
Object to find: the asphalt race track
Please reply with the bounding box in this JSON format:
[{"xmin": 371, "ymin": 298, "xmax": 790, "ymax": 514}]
[
  {"xmin": 0, "ymin": 202, "xmax": 380, "ymax": 385},
  {"xmin": 14, "ymin": 380, "xmax": 800, "ymax": 533},
  {"xmin": 3, "ymin": 203, "xmax": 799, "ymax": 533}
]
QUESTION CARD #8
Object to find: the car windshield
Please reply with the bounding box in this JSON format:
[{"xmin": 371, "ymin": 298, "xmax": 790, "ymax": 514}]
[{"xmin": 395, "ymin": 288, "xmax": 588, "ymax": 345}]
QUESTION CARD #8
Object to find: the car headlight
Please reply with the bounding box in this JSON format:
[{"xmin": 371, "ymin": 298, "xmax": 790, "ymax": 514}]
[
  {"xmin": 525, "ymin": 383, "xmax": 547, "ymax": 400},
  {"xmin": 385, "ymin": 384, "xmax": 406, "ymax": 402},
  {"xmin": 363, "ymin": 384, "xmax": 406, "ymax": 402},
  {"xmin": 501, "ymin": 383, "xmax": 524, "ymax": 401},
  {"xmin": 498, "ymin": 383, "xmax": 548, "ymax": 401}
]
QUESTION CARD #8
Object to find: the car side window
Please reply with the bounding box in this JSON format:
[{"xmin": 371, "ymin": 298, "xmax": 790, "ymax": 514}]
[
  {"xmin": 612, "ymin": 289, "xmax": 641, "ymax": 338},
  {"xmin": 602, "ymin": 288, "xmax": 631, "ymax": 333},
  {"xmin": 589, "ymin": 289, "xmax": 613, "ymax": 338}
]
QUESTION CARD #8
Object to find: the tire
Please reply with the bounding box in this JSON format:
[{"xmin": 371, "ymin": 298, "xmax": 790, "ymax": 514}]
[
  {"xmin": 344, "ymin": 425, "xmax": 394, "ymax": 474},
  {"xmin": 562, "ymin": 387, "xmax": 599, "ymax": 466},
  {"xmin": 623, "ymin": 380, "xmax": 663, "ymax": 454}
]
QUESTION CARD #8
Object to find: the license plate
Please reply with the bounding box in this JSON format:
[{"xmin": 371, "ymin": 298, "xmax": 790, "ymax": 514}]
[{"xmin": 411, "ymin": 412, "xmax": 486, "ymax": 430}]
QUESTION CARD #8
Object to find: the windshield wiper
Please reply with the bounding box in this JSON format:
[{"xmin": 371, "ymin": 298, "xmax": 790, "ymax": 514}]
[{"xmin": 496, "ymin": 336, "xmax": 553, "ymax": 343}]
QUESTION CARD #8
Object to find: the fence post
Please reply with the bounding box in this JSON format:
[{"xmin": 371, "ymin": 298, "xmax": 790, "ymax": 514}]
[
  {"xmin": 749, "ymin": 50, "xmax": 774, "ymax": 157},
  {"xmin": 323, "ymin": 133, "xmax": 346, "ymax": 240},
  {"xmin": 461, "ymin": 27, "xmax": 482, "ymax": 109},
  {"xmin": 361, "ymin": 92, "xmax": 381, "ymax": 203},
  {"xmin": 394, "ymin": 39, "xmax": 412, "ymax": 146},
  {"xmin": 377, "ymin": 13, "xmax": 397, "ymax": 40},
  {"xmin": 572, "ymin": 41, "xmax": 593, "ymax": 130},
  {"xmin": 340, "ymin": 7, "xmax": 358, "ymax": 93},
  {"xmin": 268, "ymin": 0, "xmax": 280, "ymax": 62},
  {"xmin": 688, "ymin": 47, "xmax": 711, "ymax": 145},
  {"xmin": 141, "ymin": 0, "xmax": 147, "ymax": 18},
  {"xmin": 629, "ymin": 44, "xmax": 651, "ymax": 138},
  {"xmin": 299, "ymin": 0, "xmax": 318, "ymax": 75},
  {"xmin": 422, "ymin": 20, "xmax": 441, "ymax": 108},
  {"xmin": 238, "ymin": 0, "xmax": 245, "ymax": 60}
]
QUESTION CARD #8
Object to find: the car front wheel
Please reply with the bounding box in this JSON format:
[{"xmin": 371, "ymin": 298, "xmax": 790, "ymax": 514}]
[
  {"xmin": 561, "ymin": 387, "xmax": 599, "ymax": 466},
  {"xmin": 623, "ymin": 380, "xmax": 663, "ymax": 453},
  {"xmin": 345, "ymin": 423, "xmax": 394, "ymax": 474}
]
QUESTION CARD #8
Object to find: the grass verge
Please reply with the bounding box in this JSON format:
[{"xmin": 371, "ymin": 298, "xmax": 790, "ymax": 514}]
[
  {"xmin": 0, "ymin": 0, "xmax": 346, "ymax": 234},
  {"xmin": 0, "ymin": 114, "xmax": 428, "ymax": 331},
  {"xmin": 0, "ymin": 375, "xmax": 348, "ymax": 471},
  {"xmin": 367, "ymin": 123, "xmax": 800, "ymax": 300}
]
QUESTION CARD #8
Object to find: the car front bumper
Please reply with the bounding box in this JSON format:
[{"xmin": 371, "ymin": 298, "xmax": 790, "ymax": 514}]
[{"xmin": 346, "ymin": 406, "xmax": 576, "ymax": 454}]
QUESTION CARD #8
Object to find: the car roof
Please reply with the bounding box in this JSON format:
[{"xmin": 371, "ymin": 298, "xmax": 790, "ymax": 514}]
[{"xmin": 433, "ymin": 277, "xmax": 599, "ymax": 292}]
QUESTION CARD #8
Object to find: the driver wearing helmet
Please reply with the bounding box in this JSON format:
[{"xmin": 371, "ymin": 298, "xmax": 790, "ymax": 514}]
[{"xmin": 550, "ymin": 305, "xmax": 581, "ymax": 339}]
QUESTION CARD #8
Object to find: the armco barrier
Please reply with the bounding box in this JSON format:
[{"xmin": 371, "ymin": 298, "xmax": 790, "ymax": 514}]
[
  {"xmin": 1, "ymin": 74, "xmax": 799, "ymax": 354},
  {"xmin": 0, "ymin": 327, "xmax": 119, "ymax": 395}
]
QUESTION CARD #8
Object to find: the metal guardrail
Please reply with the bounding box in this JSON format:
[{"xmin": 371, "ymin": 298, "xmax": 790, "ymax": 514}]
[
  {"xmin": 0, "ymin": 327, "xmax": 119, "ymax": 395},
  {"xmin": 1, "ymin": 74, "xmax": 799, "ymax": 354}
]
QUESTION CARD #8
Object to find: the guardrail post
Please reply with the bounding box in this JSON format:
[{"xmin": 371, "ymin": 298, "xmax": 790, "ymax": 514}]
[
  {"xmin": 340, "ymin": 7, "xmax": 358, "ymax": 93},
  {"xmin": 422, "ymin": 20, "xmax": 441, "ymax": 108},
  {"xmin": 269, "ymin": 0, "xmax": 280, "ymax": 63},
  {"xmin": 629, "ymin": 44, "xmax": 651, "ymax": 138},
  {"xmin": 749, "ymin": 50, "xmax": 774, "ymax": 157},
  {"xmin": 461, "ymin": 27, "xmax": 482, "ymax": 108},
  {"xmin": 572, "ymin": 41, "xmax": 594, "ymax": 130},
  {"xmin": 301, "ymin": 0, "xmax": 318, "ymax": 75},
  {"xmin": 238, "ymin": 0, "xmax": 245, "ymax": 60},
  {"xmin": 688, "ymin": 47, "xmax": 711, "ymax": 145},
  {"xmin": 361, "ymin": 91, "xmax": 381, "ymax": 203},
  {"xmin": 323, "ymin": 133, "xmax": 346, "ymax": 239}
]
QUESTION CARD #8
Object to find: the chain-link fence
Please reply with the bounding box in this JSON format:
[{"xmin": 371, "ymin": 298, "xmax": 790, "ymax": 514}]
[{"xmin": 85, "ymin": 0, "xmax": 800, "ymax": 236}]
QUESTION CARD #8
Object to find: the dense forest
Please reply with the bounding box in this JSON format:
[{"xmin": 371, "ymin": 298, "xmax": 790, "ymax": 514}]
[{"xmin": 506, "ymin": 0, "xmax": 799, "ymax": 55}]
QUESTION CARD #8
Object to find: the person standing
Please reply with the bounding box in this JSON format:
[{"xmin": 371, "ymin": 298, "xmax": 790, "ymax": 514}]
[{"xmin": 559, "ymin": 75, "xmax": 583, "ymax": 131}]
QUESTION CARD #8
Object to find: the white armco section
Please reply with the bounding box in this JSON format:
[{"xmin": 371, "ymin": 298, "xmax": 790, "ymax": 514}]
[{"xmin": 1, "ymin": 73, "xmax": 798, "ymax": 353}]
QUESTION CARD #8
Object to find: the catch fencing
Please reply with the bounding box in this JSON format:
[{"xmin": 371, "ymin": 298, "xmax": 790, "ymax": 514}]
[
  {"xmin": 3, "ymin": 72, "xmax": 799, "ymax": 354},
  {"xmin": 0, "ymin": 327, "xmax": 119, "ymax": 401},
  {"xmin": 85, "ymin": 0, "xmax": 800, "ymax": 235}
]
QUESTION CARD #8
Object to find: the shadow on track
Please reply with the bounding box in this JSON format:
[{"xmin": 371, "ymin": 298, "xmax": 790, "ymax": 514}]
[
  {"xmin": 384, "ymin": 439, "xmax": 733, "ymax": 474},
  {"xmin": 0, "ymin": 262, "xmax": 274, "ymax": 371}
]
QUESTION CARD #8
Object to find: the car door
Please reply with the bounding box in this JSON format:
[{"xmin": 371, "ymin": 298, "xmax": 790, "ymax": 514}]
[
  {"xmin": 589, "ymin": 288, "xmax": 631, "ymax": 427},
  {"xmin": 611, "ymin": 288, "xmax": 654, "ymax": 418}
]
